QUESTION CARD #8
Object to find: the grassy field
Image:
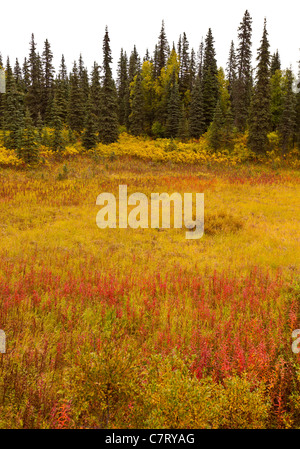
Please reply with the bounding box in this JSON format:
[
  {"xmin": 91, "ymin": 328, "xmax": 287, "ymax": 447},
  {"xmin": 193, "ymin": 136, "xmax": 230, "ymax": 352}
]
[{"xmin": 0, "ymin": 149, "xmax": 300, "ymax": 428}]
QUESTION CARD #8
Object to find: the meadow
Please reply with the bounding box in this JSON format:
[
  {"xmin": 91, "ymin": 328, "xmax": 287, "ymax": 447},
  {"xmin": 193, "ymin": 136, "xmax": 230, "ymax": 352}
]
[{"xmin": 0, "ymin": 134, "xmax": 300, "ymax": 428}]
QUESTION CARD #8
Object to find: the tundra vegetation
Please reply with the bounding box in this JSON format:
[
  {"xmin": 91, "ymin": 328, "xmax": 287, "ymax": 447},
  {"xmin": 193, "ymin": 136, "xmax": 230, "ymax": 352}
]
[{"xmin": 0, "ymin": 11, "xmax": 300, "ymax": 429}]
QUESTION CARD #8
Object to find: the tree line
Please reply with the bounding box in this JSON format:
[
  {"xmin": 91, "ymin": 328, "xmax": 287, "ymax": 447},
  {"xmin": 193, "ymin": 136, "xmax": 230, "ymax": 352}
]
[{"xmin": 1, "ymin": 11, "xmax": 300, "ymax": 164}]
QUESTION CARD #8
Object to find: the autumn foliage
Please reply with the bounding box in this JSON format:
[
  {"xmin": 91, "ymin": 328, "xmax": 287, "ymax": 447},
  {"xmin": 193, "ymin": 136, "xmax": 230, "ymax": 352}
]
[{"xmin": 0, "ymin": 142, "xmax": 300, "ymax": 429}]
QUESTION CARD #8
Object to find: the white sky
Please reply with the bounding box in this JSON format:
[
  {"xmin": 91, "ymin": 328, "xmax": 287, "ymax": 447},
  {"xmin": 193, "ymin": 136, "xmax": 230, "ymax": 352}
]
[{"xmin": 0, "ymin": 0, "xmax": 299, "ymax": 78}]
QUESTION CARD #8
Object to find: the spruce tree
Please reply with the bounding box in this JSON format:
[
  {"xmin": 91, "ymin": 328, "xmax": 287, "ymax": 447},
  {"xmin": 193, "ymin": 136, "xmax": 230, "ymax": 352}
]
[
  {"xmin": 157, "ymin": 20, "xmax": 168, "ymax": 76},
  {"xmin": 226, "ymin": 41, "xmax": 237, "ymax": 101},
  {"xmin": 78, "ymin": 54, "xmax": 90, "ymax": 108},
  {"xmin": 117, "ymin": 49, "xmax": 129, "ymax": 126},
  {"xmin": 190, "ymin": 48, "xmax": 196, "ymax": 90},
  {"xmin": 270, "ymin": 51, "xmax": 281, "ymax": 76},
  {"xmin": 179, "ymin": 32, "xmax": 190, "ymax": 98},
  {"xmin": 217, "ymin": 67, "xmax": 231, "ymax": 117},
  {"xmin": 82, "ymin": 95, "xmax": 98, "ymax": 150},
  {"xmin": 201, "ymin": 28, "xmax": 219, "ymax": 131},
  {"xmin": 55, "ymin": 55, "xmax": 69, "ymax": 124},
  {"xmin": 51, "ymin": 96, "xmax": 65, "ymax": 152},
  {"xmin": 99, "ymin": 26, "xmax": 119, "ymax": 144},
  {"xmin": 26, "ymin": 34, "xmax": 44, "ymax": 124},
  {"xmin": 3, "ymin": 58, "xmax": 24, "ymax": 149},
  {"xmin": 128, "ymin": 46, "xmax": 140, "ymax": 83},
  {"xmin": 42, "ymin": 39, "xmax": 55, "ymax": 123},
  {"xmin": 233, "ymin": 10, "xmax": 253, "ymax": 131},
  {"xmin": 278, "ymin": 69, "xmax": 296, "ymax": 155},
  {"xmin": 177, "ymin": 35, "xmax": 182, "ymax": 69},
  {"xmin": 143, "ymin": 49, "xmax": 150, "ymax": 62},
  {"xmin": 67, "ymin": 61, "xmax": 85, "ymax": 132},
  {"xmin": 189, "ymin": 75, "xmax": 205, "ymax": 139},
  {"xmin": 14, "ymin": 59, "xmax": 23, "ymax": 90},
  {"xmin": 248, "ymin": 19, "xmax": 271, "ymax": 154},
  {"xmin": 197, "ymin": 39, "xmax": 204, "ymax": 81},
  {"xmin": 19, "ymin": 108, "xmax": 39, "ymax": 164},
  {"xmin": 153, "ymin": 44, "xmax": 159, "ymax": 79},
  {"xmin": 129, "ymin": 72, "xmax": 144, "ymax": 136},
  {"xmin": 36, "ymin": 111, "xmax": 44, "ymax": 144},
  {"xmin": 90, "ymin": 62, "xmax": 102, "ymax": 133},
  {"xmin": 22, "ymin": 57, "xmax": 30, "ymax": 92},
  {"xmin": 177, "ymin": 105, "xmax": 189, "ymax": 141},
  {"xmin": 165, "ymin": 68, "xmax": 181, "ymax": 138},
  {"xmin": 209, "ymin": 100, "xmax": 224, "ymax": 150},
  {"xmin": 223, "ymin": 106, "xmax": 234, "ymax": 148}
]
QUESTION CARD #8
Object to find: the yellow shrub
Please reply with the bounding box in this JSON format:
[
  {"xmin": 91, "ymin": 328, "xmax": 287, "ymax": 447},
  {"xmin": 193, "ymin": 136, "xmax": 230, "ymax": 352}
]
[
  {"xmin": 216, "ymin": 374, "xmax": 270, "ymax": 429},
  {"xmin": 64, "ymin": 145, "xmax": 80, "ymax": 156},
  {"xmin": 136, "ymin": 352, "xmax": 270, "ymax": 429},
  {"xmin": 0, "ymin": 146, "xmax": 23, "ymax": 167}
]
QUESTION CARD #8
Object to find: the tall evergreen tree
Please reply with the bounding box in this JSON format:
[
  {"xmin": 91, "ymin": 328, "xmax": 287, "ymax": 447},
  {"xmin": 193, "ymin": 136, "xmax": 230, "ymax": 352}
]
[
  {"xmin": 55, "ymin": 55, "xmax": 69, "ymax": 124},
  {"xmin": 117, "ymin": 49, "xmax": 129, "ymax": 126},
  {"xmin": 14, "ymin": 59, "xmax": 23, "ymax": 90},
  {"xmin": 143, "ymin": 48, "xmax": 150, "ymax": 62},
  {"xmin": 99, "ymin": 26, "xmax": 119, "ymax": 144},
  {"xmin": 36, "ymin": 111, "xmax": 43, "ymax": 144},
  {"xmin": 209, "ymin": 100, "xmax": 224, "ymax": 150},
  {"xmin": 270, "ymin": 50, "xmax": 281, "ymax": 76},
  {"xmin": 190, "ymin": 48, "xmax": 196, "ymax": 90},
  {"xmin": 201, "ymin": 28, "xmax": 219, "ymax": 131},
  {"xmin": 157, "ymin": 20, "xmax": 168, "ymax": 77},
  {"xmin": 82, "ymin": 94, "xmax": 98, "ymax": 150},
  {"xmin": 67, "ymin": 61, "xmax": 85, "ymax": 132},
  {"xmin": 22, "ymin": 57, "xmax": 30, "ymax": 92},
  {"xmin": 177, "ymin": 105, "xmax": 189, "ymax": 141},
  {"xmin": 18, "ymin": 108, "xmax": 39, "ymax": 164},
  {"xmin": 42, "ymin": 38, "xmax": 55, "ymax": 122},
  {"xmin": 248, "ymin": 19, "xmax": 271, "ymax": 154},
  {"xmin": 128, "ymin": 46, "xmax": 140, "ymax": 83},
  {"xmin": 177, "ymin": 35, "xmax": 182, "ymax": 71},
  {"xmin": 27, "ymin": 34, "xmax": 43, "ymax": 124},
  {"xmin": 233, "ymin": 10, "xmax": 253, "ymax": 131},
  {"xmin": 3, "ymin": 58, "xmax": 24, "ymax": 149},
  {"xmin": 90, "ymin": 61, "xmax": 102, "ymax": 132},
  {"xmin": 226, "ymin": 41, "xmax": 237, "ymax": 101},
  {"xmin": 179, "ymin": 32, "xmax": 190, "ymax": 97},
  {"xmin": 189, "ymin": 74, "xmax": 205, "ymax": 139},
  {"xmin": 129, "ymin": 72, "xmax": 144, "ymax": 136},
  {"xmin": 197, "ymin": 39, "xmax": 204, "ymax": 81},
  {"xmin": 217, "ymin": 67, "xmax": 232, "ymax": 117},
  {"xmin": 279, "ymin": 69, "xmax": 296, "ymax": 154},
  {"xmin": 153, "ymin": 44, "xmax": 159, "ymax": 79},
  {"xmin": 165, "ymin": 68, "xmax": 181, "ymax": 138},
  {"xmin": 51, "ymin": 96, "xmax": 65, "ymax": 151},
  {"xmin": 78, "ymin": 54, "xmax": 90, "ymax": 107}
]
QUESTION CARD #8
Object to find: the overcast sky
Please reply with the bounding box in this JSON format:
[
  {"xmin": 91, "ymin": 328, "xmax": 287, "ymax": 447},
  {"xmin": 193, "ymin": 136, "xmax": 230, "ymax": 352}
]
[{"xmin": 0, "ymin": 0, "xmax": 299, "ymax": 78}]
